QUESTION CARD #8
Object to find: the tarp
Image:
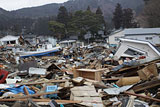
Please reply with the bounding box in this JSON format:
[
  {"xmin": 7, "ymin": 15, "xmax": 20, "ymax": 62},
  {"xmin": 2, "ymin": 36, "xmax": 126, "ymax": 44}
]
[{"xmin": 6, "ymin": 85, "xmax": 35, "ymax": 95}]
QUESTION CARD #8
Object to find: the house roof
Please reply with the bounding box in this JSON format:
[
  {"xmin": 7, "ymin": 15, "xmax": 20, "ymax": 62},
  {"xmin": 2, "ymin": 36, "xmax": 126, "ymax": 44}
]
[
  {"xmin": 0, "ymin": 35, "xmax": 19, "ymax": 41},
  {"xmin": 124, "ymin": 28, "xmax": 160, "ymax": 36},
  {"xmin": 109, "ymin": 29, "xmax": 124, "ymax": 36},
  {"xmin": 119, "ymin": 38, "xmax": 160, "ymax": 56}
]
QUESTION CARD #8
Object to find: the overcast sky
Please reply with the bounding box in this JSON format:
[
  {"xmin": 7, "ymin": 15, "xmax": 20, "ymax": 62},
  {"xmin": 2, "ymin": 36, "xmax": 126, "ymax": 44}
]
[{"xmin": 0, "ymin": 0, "xmax": 68, "ymax": 11}]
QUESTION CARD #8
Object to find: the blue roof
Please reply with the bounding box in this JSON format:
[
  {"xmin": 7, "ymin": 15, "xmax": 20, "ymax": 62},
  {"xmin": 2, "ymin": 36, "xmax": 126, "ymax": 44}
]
[{"xmin": 124, "ymin": 28, "xmax": 160, "ymax": 35}]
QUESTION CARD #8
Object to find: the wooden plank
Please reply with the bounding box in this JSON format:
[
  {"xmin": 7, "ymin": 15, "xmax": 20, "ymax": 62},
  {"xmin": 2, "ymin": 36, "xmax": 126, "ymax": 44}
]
[
  {"xmin": 73, "ymin": 68, "xmax": 79, "ymax": 78},
  {"xmin": 76, "ymin": 69, "xmax": 105, "ymax": 72},
  {"xmin": 102, "ymin": 78, "xmax": 120, "ymax": 81},
  {"xmin": 95, "ymin": 71, "xmax": 102, "ymax": 81},
  {"xmin": 70, "ymin": 85, "xmax": 103, "ymax": 106},
  {"xmin": 137, "ymin": 63, "xmax": 158, "ymax": 80},
  {"xmin": 72, "ymin": 91, "xmax": 99, "ymax": 97},
  {"xmin": 73, "ymin": 97, "xmax": 102, "ymax": 103},
  {"xmin": 124, "ymin": 91, "xmax": 160, "ymax": 102},
  {"xmin": 0, "ymin": 99, "xmax": 81, "ymax": 103},
  {"xmin": 23, "ymin": 87, "xmax": 29, "ymax": 95},
  {"xmin": 132, "ymin": 78, "xmax": 160, "ymax": 92},
  {"xmin": 116, "ymin": 76, "xmax": 140, "ymax": 87},
  {"xmin": 71, "ymin": 86, "xmax": 95, "ymax": 91},
  {"xmin": 17, "ymin": 79, "xmax": 67, "ymax": 86}
]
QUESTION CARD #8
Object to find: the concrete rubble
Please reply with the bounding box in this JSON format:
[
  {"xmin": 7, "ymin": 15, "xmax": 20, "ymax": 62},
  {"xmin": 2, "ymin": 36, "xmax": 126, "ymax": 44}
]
[{"xmin": 0, "ymin": 40, "xmax": 160, "ymax": 107}]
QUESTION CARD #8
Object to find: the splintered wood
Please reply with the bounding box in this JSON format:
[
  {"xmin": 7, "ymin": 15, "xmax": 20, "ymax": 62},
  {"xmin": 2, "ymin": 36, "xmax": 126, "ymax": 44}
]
[{"xmin": 70, "ymin": 86, "xmax": 103, "ymax": 107}]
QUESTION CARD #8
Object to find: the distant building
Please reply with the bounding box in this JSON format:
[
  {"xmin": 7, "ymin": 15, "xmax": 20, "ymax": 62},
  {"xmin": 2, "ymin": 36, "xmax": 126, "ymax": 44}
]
[
  {"xmin": 124, "ymin": 28, "xmax": 160, "ymax": 45},
  {"xmin": 59, "ymin": 40, "xmax": 76, "ymax": 48},
  {"xmin": 23, "ymin": 35, "xmax": 57, "ymax": 46},
  {"xmin": 108, "ymin": 29, "xmax": 124, "ymax": 47},
  {"xmin": 108, "ymin": 28, "xmax": 160, "ymax": 46},
  {"xmin": 0, "ymin": 35, "xmax": 19, "ymax": 46}
]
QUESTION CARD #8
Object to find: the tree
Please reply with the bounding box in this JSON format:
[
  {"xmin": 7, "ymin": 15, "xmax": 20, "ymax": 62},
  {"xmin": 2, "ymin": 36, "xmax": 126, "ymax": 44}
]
[
  {"xmin": 68, "ymin": 10, "xmax": 104, "ymax": 40},
  {"xmin": 96, "ymin": 6, "xmax": 106, "ymax": 35},
  {"xmin": 56, "ymin": 6, "xmax": 69, "ymax": 38},
  {"xmin": 141, "ymin": 0, "xmax": 160, "ymax": 27},
  {"xmin": 143, "ymin": 0, "xmax": 150, "ymax": 4},
  {"xmin": 112, "ymin": 3, "xmax": 123, "ymax": 29},
  {"xmin": 96, "ymin": 6, "xmax": 105, "ymax": 24},
  {"xmin": 49, "ymin": 21, "xmax": 65, "ymax": 39},
  {"xmin": 57, "ymin": 6, "xmax": 69, "ymax": 26},
  {"xmin": 87, "ymin": 6, "xmax": 91, "ymax": 11},
  {"xmin": 96, "ymin": 6, "xmax": 103, "ymax": 15},
  {"xmin": 33, "ymin": 18, "xmax": 52, "ymax": 35},
  {"xmin": 122, "ymin": 8, "xmax": 137, "ymax": 28}
]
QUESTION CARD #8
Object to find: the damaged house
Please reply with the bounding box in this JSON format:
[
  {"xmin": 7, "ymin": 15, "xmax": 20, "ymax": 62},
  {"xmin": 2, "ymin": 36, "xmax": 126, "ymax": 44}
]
[
  {"xmin": 0, "ymin": 35, "xmax": 20, "ymax": 46},
  {"xmin": 114, "ymin": 38, "xmax": 160, "ymax": 60}
]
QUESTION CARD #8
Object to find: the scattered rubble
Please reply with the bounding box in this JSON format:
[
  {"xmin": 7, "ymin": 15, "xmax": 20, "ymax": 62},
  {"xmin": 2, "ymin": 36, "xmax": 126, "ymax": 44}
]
[{"xmin": 0, "ymin": 40, "xmax": 160, "ymax": 107}]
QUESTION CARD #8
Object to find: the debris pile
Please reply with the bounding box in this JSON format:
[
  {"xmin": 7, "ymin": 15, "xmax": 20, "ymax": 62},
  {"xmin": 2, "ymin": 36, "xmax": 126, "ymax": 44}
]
[{"xmin": 0, "ymin": 43, "xmax": 160, "ymax": 107}]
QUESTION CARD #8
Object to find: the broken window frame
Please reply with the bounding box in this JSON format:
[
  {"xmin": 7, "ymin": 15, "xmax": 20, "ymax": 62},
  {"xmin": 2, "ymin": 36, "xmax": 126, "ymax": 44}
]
[{"xmin": 124, "ymin": 46, "xmax": 146, "ymax": 57}]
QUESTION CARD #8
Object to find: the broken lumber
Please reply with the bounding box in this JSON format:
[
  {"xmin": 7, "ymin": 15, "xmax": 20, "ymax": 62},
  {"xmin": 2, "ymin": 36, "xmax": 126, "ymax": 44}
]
[
  {"xmin": 23, "ymin": 87, "xmax": 29, "ymax": 95},
  {"xmin": 17, "ymin": 79, "xmax": 67, "ymax": 85},
  {"xmin": 137, "ymin": 63, "xmax": 158, "ymax": 80},
  {"xmin": 132, "ymin": 78, "xmax": 160, "ymax": 92},
  {"xmin": 124, "ymin": 91, "xmax": 160, "ymax": 102},
  {"xmin": 116, "ymin": 76, "xmax": 140, "ymax": 87},
  {"xmin": 0, "ymin": 99, "xmax": 81, "ymax": 103}
]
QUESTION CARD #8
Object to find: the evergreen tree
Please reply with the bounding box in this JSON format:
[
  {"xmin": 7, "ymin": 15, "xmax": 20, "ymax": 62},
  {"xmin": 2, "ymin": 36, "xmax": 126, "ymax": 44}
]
[
  {"xmin": 142, "ymin": 0, "xmax": 160, "ymax": 27},
  {"xmin": 112, "ymin": 3, "xmax": 123, "ymax": 29},
  {"xmin": 96, "ymin": 6, "xmax": 103, "ymax": 15},
  {"xmin": 68, "ymin": 10, "xmax": 105, "ymax": 40},
  {"xmin": 49, "ymin": 21, "xmax": 65, "ymax": 39},
  {"xmin": 96, "ymin": 6, "xmax": 105, "ymax": 25},
  {"xmin": 87, "ymin": 6, "xmax": 91, "ymax": 11},
  {"xmin": 96, "ymin": 6, "xmax": 106, "ymax": 36},
  {"xmin": 57, "ymin": 6, "xmax": 69, "ymax": 38},
  {"xmin": 122, "ymin": 8, "xmax": 134, "ymax": 28},
  {"xmin": 57, "ymin": 6, "xmax": 69, "ymax": 26},
  {"xmin": 144, "ymin": 0, "xmax": 150, "ymax": 4}
]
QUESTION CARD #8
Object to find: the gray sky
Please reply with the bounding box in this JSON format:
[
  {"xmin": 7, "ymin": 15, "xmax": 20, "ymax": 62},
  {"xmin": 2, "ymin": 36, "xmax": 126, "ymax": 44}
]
[{"xmin": 0, "ymin": 0, "xmax": 68, "ymax": 11}]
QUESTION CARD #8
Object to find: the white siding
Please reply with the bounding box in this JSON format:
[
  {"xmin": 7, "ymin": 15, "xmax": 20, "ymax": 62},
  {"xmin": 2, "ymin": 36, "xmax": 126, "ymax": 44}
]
[
  {"xmin": 114, "ymin": 41, "xmax": 160, "ymax": 60},
  {"xmin": 108, "ymin": 31, "xmax": 124, "ymax": 45},
  {"xmin": 124, "ymin": 34, "xmax": 160, "ymax": 45}
]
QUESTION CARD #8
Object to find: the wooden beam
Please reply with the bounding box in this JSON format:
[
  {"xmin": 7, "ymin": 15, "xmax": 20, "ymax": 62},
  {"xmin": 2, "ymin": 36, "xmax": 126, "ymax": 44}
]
[
  {"xmin": 132, "ymin": 78, "xmax": 160, "ymax": 92},
  {"xmin": 124, "ymin": 91, "xmax": 160, "ymax": 102},
  {"xmin": 0, "ymin": 99, "xmax": 81, "ymax": 104},
  {"xmin": 23, "ymin": 87, "xmax": 29, "ymax": 95},
  {"xmin": 102, "ymin": 78, "xmax": 120, "ymax": 81},
  {"xmin": 17, "ymin": 79, "xmax": 67, "ymax": 86}
]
